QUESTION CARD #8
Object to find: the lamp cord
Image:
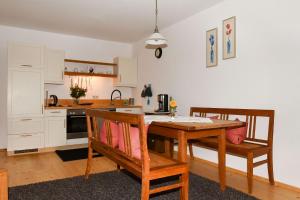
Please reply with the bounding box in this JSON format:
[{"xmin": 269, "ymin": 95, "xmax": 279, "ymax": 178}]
[{"xmin": 155, "ymin": 0, "xmax": 158, "ymax": 32}]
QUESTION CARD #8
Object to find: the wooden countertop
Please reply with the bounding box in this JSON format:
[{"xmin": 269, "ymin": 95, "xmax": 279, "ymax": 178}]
[{"xmin": 45, "ymin": 99, "xmax": 142, "ymax": 110}]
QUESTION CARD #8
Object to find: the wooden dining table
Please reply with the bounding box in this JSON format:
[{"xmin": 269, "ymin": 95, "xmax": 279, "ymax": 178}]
[{"xmin": 148, "ymin": 118, "xmax": 244, "ymax": 191}]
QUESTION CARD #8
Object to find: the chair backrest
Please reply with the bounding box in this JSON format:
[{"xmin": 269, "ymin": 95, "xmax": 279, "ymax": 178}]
[
  {"xmin": 190, "ymin": 107, "xmax": 275, "ymax": 146},
  {"xmin": 86, "ymin": 109, "xmax": 150, "ymax": 174}
]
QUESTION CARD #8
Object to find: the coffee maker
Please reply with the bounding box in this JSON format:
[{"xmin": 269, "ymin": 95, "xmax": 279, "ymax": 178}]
[{"xmin": 157, "ymin": 94, "xmax": 169, "ymax": 112}]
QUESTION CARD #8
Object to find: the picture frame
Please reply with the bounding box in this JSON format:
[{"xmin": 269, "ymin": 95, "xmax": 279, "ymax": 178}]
[
  {"xmin": 206, "ymin": 28, "xmax": 218, "ymax": 67},
  {"xmin": 223, "ymin": 16, "xmax": 236, "ymax": 59}
]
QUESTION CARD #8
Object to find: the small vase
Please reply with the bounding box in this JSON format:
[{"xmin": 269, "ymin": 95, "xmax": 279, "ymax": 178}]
[
  {"xmin": 170, "ymin": 108, "xmax": 176, "ymax": 118},
  {"xmin": 73, "ymin": 98, "xmax": 80, "ymax": 105}
]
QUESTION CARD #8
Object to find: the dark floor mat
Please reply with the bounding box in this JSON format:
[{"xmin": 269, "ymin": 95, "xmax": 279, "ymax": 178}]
[
  {"xmin": 55, "ymin": 148, "xmax": 102, "ymax": 162},
  {"xmin": 9, "ymin": 170, "xmax": 258, "ymax": 200}
]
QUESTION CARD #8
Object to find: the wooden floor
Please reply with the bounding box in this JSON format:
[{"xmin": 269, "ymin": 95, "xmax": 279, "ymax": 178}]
[{"xmin": 0, "ymin": 150, "xmax": 299, "ymax": 200}]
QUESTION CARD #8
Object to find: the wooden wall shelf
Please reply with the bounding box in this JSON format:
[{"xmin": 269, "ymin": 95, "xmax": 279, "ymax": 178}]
[
  {"xmin": 64, "ymin": 59, "xmax": 117, "ymax": 66},
  {"xmin": 64, "ymin": 71, "xmax": 117, "ymax": 78}
]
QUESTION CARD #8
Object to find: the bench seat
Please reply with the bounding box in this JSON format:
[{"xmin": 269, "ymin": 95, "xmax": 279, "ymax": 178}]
[
  {"xmin": 192, "ymin": 137, "xmax": 271, "ymax": 157},
  {"xmin": 188, "ymin": 107, "xmax": 275, "ymax": 194}
]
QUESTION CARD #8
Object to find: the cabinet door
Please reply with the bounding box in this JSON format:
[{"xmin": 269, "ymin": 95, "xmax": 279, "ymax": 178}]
[
  {"xmin": 114, "ymin": 57, "xmax": 137, "ymax": 87},
  {"xmin": 45, "ymin": 117, "xmax": 66, "ymax": 147},
  {"xmin": 8, "ymin": 42, "xmax": 44, "ymax": 69},
  {"xmin": 44, "ymin": 48, "xmax": 65, "ymax": 84},
  {"xmin": 8, "ymin": 69, "xmax": 44, "ymax": 117}
]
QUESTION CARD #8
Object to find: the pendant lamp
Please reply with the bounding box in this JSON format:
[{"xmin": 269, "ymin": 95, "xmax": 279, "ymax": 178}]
[{"xmin": 145, "ymin": 0, "xmax": 167, "ymax": 47}]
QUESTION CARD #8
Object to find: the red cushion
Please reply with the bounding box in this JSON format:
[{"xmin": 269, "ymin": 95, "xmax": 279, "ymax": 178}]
[
  {"xmin": 118, "ymin": 124, "xmax": 149, "ymax": 159},
  {"xmin": 226, "ymin": 119, "xmax": 247, "ymax": 144},
  {"xmin": 100, "ymin": 120, "xmax": 119, "ymax": 148}
]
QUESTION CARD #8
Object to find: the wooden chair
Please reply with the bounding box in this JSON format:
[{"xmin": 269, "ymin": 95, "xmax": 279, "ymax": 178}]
[
  {"xmin": 85, "ymin": 110, "xmax": 189, "ymax": 200},
  {"xmin": 188, "ymin": 107, "xmax": 275, "ymax": 193},
  {"xmin": 0, "ymin": 169, "xmax": 8, "ymax": 200}
]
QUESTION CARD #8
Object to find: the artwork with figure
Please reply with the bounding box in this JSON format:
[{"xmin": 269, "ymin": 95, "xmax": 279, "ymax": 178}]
[
  {"xmin": 223, "ymin": 16, "xmax": 236, "ymax": 59},
  {"xmin": 206, "ymin": 28, "xmax": 218, "ymax": 67}
]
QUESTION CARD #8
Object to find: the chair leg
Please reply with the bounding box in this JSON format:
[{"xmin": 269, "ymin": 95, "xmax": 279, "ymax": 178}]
[
  {"xmin": 85, "ymin": 142, "xmax": 93, "ymax": 179},
  {"xmin": 180, "ymin": 172, "xmax": 189, "ymax": 200},
  {"xmin": 267, "ymin": 151, "xmax": 275, "ymax": 185},
  {"xmin": 117, "ymin": 164, "xmax": 121, "ymax": 172},
  {"xmin": 247, "ymin": 153, "xmax": 254, "ymax": 193},
  {"xmin": 141, "ymin": 178, "xmax": 150, "ymax": 200},
  {"xmin": 188, "ymin": 143, "xmax": 194, "ymax": 160}
]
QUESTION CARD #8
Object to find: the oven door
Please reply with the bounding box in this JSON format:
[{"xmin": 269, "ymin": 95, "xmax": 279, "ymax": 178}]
[{"xmin": 66, "ymin": 115, "xmax": 88, "ymax": 139}]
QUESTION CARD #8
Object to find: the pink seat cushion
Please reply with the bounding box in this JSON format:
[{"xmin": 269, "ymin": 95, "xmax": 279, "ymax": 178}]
[
  {"xmin": 100, "ymin": 120, "xmax": 119, "ymax": 148},
  {"xmin": 226, "ymin": 119, "xmax": 247, "ymax": 144},
  {"xmin": 118, "ymin": 124, "xmax": 149, "ymax": 159}
]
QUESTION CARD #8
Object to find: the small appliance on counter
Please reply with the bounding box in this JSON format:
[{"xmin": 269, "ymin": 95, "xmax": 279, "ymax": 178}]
[
  {"xmin": 48, "ymin": 95, "xmax": 58, "ymax": 106},
  {"xmin": 157, "ymin": 94, "xmax": 169, "ymax": 112}
]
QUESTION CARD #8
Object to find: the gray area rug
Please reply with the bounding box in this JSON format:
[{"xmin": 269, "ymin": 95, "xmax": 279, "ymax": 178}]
[{"xmin": 9, "ymin": 170, "xmax": 257, "ymax": 200}]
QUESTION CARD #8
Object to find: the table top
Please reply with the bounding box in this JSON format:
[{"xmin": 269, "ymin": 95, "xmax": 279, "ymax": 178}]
[{"xmin": 150, "ymin": 119, "xmax": 245, "ymax": 131}]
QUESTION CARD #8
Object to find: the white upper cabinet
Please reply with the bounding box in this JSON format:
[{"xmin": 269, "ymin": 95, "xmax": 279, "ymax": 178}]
[
  {"xmin": 113, "ymin": 57, "xmax": 137, "ymax": 87},
  {"xmin": 8, "ymin": 42, "xmax": 44, "ymax": 69},
  {"xmin": 44, "ymin": 48, "xmax": 65, "ymax": 84},
  {"xmin": 7, "ymin": 69, "xmax": 44, "ymax": 118}
]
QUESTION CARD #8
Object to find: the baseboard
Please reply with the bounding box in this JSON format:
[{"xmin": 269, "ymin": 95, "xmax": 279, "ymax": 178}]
[
  {"xmin": 192, "ymin": 156, "xmax": 300, "ymax": 193},
  {"xmin": 6, "ymin": 144, "xmax": 89, "ymax": 156}
]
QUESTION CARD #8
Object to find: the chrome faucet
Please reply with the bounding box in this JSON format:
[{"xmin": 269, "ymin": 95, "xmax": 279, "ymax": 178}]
[{"xmin": 110, "ymin": 89, "xmax": 122, "ymax": 105}]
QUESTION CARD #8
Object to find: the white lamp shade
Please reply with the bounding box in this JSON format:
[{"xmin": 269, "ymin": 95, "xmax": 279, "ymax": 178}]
[{"xmin": 145, "ymin": 32, "xmax": 167, "ymax": 46}]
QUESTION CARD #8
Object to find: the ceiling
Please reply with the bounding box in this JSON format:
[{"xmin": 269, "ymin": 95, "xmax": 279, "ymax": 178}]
[{"xmin": 0, "ymin": 0, "xmax": 222, "ymax": 43}]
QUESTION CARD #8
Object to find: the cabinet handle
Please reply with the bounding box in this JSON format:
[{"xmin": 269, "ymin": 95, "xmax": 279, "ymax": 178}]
[
  {"xmin": 42, "ymin": 104, "xmax": 44, "ymax": 114},
  {"xmin": 119, "ymin": 74, "xmax": 122, "ymax": 82},
  {"xmin": 21, "ymin": 134, "xmax": 33, "ymax": 137},
  {"xmin": 21, "ymin": 118, "xmax": 32, "ymax": 121},
  {"xmin": 20, "ymin": 64, "xmax": 32, "ymax": 68},
  {"xmin": 50, "ymin": 111, "xmax": 61, "ymax": 114}
]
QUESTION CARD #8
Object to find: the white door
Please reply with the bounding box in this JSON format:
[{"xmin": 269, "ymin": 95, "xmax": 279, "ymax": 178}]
[
  {"xmin": 45, "ymin": 48, "xmax": 65, "ymax": 84},
  {"xmin": 8, "ymin": 69, "xmax": 44, "ymax": 117},
  {"xmin": 8, "ymin": 42, "xmax": 44, "ymax": 69},
  {"xmin": 45, "ymin": 117, "xmax": 66, "ymax": 147}
]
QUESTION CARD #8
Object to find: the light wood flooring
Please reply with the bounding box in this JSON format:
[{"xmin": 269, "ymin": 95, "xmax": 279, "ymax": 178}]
[{"xmin": 0, "ymin": 150, "xmax": 299, "ymax": 200}]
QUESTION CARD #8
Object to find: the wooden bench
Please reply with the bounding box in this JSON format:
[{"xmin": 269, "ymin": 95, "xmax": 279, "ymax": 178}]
[
  {"xmin": 85, "ymin": 110, "xmax": 189, "ymax": 200},
  {"xmin": 188, "ymin": 107, "xmax": 275, "ymax": 193},
  {"xmin": 0, "ymin": 169, "xmax": 8, "ymax": 200}
]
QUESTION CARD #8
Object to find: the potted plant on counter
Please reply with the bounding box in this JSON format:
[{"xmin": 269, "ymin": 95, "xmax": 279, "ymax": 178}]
[{"xmin": 70, "ymin": 85, "xmax": 87, "ymax": 104}]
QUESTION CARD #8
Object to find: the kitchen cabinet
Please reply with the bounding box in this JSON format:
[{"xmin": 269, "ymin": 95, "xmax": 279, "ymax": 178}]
[
  {"xmin": 7, "ymin": 69, "xmax": 44, "ymax": 118},
  {"xmin": 45, "ymin": 48, "xmax": 65, "ymax": 84},
  {"xmin": 113, "ymin": 57, "xmax": 137, "ymax": 87},
  {"xmin": 116, "ymin": 107, "xmax": 142, "ymax": 114},
  {"xmin": 8, "ymin": 42, "xmax": 44, "ymax": 69},
  {"xmin": 7, "ymin": 41, "xmax": 45, "ymax": 153},
  {"xmin": 44, "ymin": 109, "xmax": 66, "ymax": 147}
]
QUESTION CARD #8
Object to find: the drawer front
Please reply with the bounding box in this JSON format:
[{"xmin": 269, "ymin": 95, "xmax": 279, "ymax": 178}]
[
  {"xmin": 116, "ymin": 107, "xmax": 142, "ymax": 114},
  {"xmin": 8, "ymin": 117, "xmax": 44, "ymax": 135},
  {"xmin": 45, "ymin": 109, "xmax": 66, "ymax": 117},
  {"xmin": 7, "ymin": 133, "xmax": 44, "ymax": 151}
]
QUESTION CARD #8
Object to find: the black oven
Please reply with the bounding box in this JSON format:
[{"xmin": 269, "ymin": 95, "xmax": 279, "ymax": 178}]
[
  {"xmin": 67, "ymin": 109, "xmax": 88, "ymax": 139},
  {"xmin": 66, "ymin": 108, "xmax": 117, "ymax": 140}
]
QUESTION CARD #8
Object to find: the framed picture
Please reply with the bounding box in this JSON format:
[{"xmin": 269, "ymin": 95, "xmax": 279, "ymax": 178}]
[
  {"xmin": 206, "ymin": 28, "xmax": 218, "ymax": 67},
  {"xmin": 223, "ymin": 16, "xmax": 236, "ymax": 59}
]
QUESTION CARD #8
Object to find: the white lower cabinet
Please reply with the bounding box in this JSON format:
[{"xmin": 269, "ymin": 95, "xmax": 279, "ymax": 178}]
[
  {"xmin": 8, "ymin": 133, "xmax": 44, "ymax": 151},
  {"xmin": 116, "ymin": 107, "xmax": 142, "ymax": 114},
  {"xmin": 7, "ymin": 117, "xmax": 44, "ymax": 152},
  {"xmin": 44, "ymin": 109, "xmax": 66, "ymax": 147}
]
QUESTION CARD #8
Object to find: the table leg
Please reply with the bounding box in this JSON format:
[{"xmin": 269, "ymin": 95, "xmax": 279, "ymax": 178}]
[
  {"xmin": 218, "ymin": 129, "xmax": 226, "ymax": 191},
  {"xmin": 177, "ymin": 131, "xmax": 187, "ymax": 162}
]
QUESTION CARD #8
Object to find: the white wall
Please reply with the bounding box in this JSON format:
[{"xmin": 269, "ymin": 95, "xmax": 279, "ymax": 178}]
[
  {"xmin": 0, "ymin": 25, "xmax": 133, "ymax": 149},
  {"xmin": 133, "ymin": 0, "xmax": 300, "ymax": 187}
]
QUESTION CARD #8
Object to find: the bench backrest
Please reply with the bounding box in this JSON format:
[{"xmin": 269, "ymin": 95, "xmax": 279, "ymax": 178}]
[
  {"xmin": 86, "ymin": 109, "xmax": 150, "ymax": 175},
  {"xmin": 190, "ymin": 107, "xmax": 275, "ymax": 146}
]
